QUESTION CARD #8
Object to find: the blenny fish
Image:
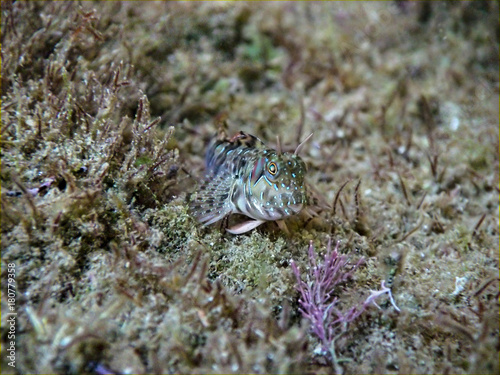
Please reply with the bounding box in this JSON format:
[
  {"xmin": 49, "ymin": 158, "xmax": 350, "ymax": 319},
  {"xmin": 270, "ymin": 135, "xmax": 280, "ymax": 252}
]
[{"xmin": 191, "ymin": 131, "xmax": 311, "ymax": 234}]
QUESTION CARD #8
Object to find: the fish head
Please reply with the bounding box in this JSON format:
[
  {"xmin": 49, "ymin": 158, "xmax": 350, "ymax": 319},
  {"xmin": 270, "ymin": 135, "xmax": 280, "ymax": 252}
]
[{"xmin": 247, "ymin": 150, "xmax": 307, "ymax": 220}]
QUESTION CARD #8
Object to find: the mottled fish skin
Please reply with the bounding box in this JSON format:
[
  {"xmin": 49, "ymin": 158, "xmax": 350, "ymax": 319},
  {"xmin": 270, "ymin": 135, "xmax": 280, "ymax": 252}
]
[{"xmin": 191, "ymin": 131, "xmax": 308, "ymax": 232}]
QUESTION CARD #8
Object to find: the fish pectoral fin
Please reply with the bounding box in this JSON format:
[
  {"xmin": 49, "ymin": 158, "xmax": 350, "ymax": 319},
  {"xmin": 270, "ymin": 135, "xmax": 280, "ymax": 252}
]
[
  {"xmin": 275, "ymin": 219, "xmax": 290, "ymax": 235},
  {"xmin": 226, "ymin": 219, "xmax": 266, "ymax": 235},
  {"xmin": 306, "ymin": 182, "xmax": 332, "ymax": 211},
  {"xmin": 190, "ymin": 171, "xmax": 233, "ymax": 226}
]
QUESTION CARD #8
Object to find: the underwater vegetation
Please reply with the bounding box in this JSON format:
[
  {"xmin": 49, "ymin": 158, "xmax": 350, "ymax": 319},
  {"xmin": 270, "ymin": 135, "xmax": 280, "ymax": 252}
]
[
  {"xmin": 291, "ymin": 239, "xmax": 400, "ymax": 373},
  {"xmin": 1, "ymin": 1, "xmax": 498, "ymax": 374}
]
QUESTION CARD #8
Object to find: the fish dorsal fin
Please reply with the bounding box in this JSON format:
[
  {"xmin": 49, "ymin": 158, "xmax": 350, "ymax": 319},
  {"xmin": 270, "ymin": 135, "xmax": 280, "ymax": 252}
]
[{"xmin": 229, "ymin": 131, "xmax": 266, "ymax": 149}]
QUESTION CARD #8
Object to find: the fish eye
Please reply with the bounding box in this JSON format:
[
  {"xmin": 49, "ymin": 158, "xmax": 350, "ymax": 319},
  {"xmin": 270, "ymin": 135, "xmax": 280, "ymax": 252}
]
[{"xmin": 267, "ymin": 162, "xmax": 278, "ymax": 175}]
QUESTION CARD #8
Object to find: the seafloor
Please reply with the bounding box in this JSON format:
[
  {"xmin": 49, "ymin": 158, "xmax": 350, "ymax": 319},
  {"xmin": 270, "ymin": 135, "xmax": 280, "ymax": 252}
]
[{"xmin": 1, "ymin": 2, "xmax": 498, "ymax": 374}]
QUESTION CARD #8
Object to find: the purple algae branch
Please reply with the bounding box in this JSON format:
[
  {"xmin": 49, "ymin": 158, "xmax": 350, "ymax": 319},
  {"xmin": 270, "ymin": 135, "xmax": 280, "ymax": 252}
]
[{"xmin": 290, "ymin": 238, "xmax": 400, "ymax": 362}]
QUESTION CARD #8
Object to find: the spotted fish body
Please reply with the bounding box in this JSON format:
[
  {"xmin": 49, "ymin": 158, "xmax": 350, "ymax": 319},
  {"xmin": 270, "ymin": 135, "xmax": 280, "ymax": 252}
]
[{"xmin": 191, "ymin": 131, "xmax": 308, "ymax": 234}]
